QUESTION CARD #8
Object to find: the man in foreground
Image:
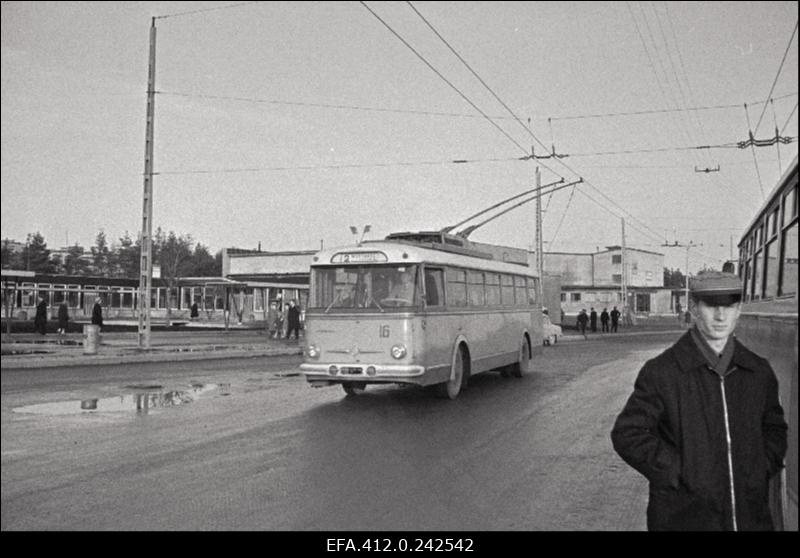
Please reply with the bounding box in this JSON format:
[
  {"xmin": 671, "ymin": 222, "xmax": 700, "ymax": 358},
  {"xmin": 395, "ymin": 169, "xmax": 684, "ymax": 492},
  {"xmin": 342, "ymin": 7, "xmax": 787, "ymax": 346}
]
[{"xmin": 611, "ymin": 271, "xmax": 787, "ymax": 530}]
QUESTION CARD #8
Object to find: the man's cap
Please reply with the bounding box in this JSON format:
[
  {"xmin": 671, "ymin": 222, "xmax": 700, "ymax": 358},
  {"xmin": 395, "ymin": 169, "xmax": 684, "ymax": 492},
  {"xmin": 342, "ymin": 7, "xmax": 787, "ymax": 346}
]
[{"xmin": 689, "ymin": 271, "xmax": 742, "ymax": 305}]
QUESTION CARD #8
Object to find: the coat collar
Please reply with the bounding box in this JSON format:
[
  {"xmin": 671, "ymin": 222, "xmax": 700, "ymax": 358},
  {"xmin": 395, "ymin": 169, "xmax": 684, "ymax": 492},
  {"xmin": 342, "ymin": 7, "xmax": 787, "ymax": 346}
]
[{"xmin": 673, "ymin": 330, "xmax": 760, "ymax": 374}]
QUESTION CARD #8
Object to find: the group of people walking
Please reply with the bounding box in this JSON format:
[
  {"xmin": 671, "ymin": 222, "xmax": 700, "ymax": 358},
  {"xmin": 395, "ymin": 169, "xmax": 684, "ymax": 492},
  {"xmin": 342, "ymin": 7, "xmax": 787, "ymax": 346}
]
[
  {"xmin": 33, "ymin": 295, "xmax": 103, "ymax": 339},
  {"xmin": 266, "ymin": 299, "xmax": 302, "ymax": 340},
  {"xmin": 576, "ymin": 306, "xmax": 621, "ymax": 338}
]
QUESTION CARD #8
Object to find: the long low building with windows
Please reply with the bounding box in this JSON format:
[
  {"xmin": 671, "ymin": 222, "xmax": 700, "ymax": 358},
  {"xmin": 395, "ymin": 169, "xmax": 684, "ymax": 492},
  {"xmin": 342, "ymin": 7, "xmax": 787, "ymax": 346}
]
[{"xmin": 2, "ymin": 241, "xmax": 678, "ymax": 328}]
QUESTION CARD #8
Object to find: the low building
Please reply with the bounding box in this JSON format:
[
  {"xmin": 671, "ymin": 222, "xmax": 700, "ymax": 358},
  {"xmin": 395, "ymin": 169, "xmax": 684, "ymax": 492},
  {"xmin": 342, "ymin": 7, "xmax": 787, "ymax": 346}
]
[{"xmin": 545, "ymin": 246, "xmax": 673, "ymax": 321}]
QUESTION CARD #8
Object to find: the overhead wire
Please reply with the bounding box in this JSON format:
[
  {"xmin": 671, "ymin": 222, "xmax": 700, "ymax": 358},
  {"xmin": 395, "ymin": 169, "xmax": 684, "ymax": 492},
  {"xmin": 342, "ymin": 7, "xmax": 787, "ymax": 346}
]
[
  {"xmin": 781, "ymin": 102, "xmax": 799, "ymax": 134},
  {"xmin": 649, "ymin": 1, "xmax": 707, "ymax": 173},
  {"xmin": 753, "ymin": 20, "xmax": 798, "ymax": 135},
  {"xmin": 359, "ymin": 1, "xmax": 531, "ymax": 156},
  {"xmin": 155, "ymin": 1, "xmax": 259, "ymax": 20},
  {"xmin": 155, "ymin": 89, "xmax": 798, "ymax": 123},
  {"xmin": 153, "ymin": 156, "xmax": 521, "ymax": 176},
  {"xmin": 406, "ymin": 0, "xmax": 674, "ymax": 251}
]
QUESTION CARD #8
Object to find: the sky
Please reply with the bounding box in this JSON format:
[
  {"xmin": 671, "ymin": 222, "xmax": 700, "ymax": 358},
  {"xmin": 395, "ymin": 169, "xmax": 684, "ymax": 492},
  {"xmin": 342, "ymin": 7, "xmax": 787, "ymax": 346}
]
[{"xmin": 1, "ymin": 1, "xmax": 798, "ymax": 274}]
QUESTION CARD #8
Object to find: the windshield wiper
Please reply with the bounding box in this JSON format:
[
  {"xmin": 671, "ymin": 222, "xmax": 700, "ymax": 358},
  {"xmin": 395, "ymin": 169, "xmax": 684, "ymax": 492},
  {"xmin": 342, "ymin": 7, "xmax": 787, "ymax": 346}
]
[{"xmin": 325, "ymin": 292, "xmax": 342, "ymax": 313}]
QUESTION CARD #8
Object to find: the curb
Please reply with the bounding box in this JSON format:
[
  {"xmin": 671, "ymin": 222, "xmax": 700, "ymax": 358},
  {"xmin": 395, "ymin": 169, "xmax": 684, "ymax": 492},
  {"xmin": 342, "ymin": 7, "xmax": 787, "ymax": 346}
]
[{"xmin": 0, "ymin": 346, "xmax": 303, "ymax": 370}]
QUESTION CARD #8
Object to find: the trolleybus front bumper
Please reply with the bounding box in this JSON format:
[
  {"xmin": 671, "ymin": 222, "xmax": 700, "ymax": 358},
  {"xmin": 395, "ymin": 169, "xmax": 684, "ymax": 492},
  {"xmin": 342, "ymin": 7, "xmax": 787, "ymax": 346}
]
[{"xmin": 300, "ymin": 363, "xmax": 428, "ymax": 386}]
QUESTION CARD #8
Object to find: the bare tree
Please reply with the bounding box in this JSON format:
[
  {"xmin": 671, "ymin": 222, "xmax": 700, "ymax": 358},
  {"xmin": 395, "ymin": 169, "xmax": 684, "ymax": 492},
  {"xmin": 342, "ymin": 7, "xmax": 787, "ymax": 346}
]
[{"xmin": 157, "ymin": 231, "xmax": 193, "ymax": 325}]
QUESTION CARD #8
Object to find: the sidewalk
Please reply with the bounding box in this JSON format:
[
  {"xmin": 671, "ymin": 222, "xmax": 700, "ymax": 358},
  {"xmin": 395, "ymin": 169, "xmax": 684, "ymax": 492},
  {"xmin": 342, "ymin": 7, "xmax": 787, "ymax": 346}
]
[{"xmin": 1, "ymin": 330, "xmax": 303, "ymax": 370}]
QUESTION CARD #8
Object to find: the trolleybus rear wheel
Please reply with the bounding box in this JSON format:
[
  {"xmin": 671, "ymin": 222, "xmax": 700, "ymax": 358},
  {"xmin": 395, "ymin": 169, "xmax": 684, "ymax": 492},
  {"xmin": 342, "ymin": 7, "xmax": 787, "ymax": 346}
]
[
  {"xmin": 511, "ymin": 337, "xmax": 530, "ymax": 378},
  {"xmin": 342, "ymin": 382, "xmax": 366, "ymax": 396}
]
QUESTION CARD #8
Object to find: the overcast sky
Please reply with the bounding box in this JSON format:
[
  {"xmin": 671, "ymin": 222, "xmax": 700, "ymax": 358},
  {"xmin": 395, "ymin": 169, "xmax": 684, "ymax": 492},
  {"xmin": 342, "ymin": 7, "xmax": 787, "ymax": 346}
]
[{"xmin": 2, "ymin": 1, "xmax": 797, "ymax": 273}]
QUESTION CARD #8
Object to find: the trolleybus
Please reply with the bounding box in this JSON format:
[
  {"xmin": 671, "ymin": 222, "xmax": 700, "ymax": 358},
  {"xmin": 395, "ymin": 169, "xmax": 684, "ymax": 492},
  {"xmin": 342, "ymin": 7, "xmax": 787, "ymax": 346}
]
[
  {"xmin": 300, "ymin": 231, "xmax": 543, "ymax": 399},
  {"xmin": 736, "ymin": 154, "xmax": 797, "ymax": 530}
]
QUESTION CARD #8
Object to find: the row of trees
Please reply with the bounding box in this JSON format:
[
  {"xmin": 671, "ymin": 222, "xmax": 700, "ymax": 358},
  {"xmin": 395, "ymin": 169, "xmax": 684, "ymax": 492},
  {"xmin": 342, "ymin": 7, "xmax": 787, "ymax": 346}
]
[{"xmin": 1, "ymin": 229, "xmax": 222, "ymax": 279}]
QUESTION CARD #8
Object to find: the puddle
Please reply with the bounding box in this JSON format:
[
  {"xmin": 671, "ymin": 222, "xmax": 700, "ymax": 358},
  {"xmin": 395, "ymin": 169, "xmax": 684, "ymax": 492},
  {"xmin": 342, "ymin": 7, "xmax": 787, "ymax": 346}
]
[{"xmin": 12, "ymin": 383, "xmax": 220, "ymax": 416}]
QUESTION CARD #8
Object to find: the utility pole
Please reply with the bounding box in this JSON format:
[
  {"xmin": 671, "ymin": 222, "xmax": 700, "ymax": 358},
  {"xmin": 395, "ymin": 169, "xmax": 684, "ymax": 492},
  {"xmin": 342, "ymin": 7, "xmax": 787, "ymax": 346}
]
[
  {"xmin": 535, "ymin": 166, "xmax": 544, "ymax": 305},
  {"xmin": 685, "ymin": 243, "xmax": 693, "ymax": 308},
  {"xmin": 621, "ymin": 218, "xmax": 627, "ymax": 313},
  {"xmin": 138, "ymin": 17, "xmax": 156, "ymax": 350}
]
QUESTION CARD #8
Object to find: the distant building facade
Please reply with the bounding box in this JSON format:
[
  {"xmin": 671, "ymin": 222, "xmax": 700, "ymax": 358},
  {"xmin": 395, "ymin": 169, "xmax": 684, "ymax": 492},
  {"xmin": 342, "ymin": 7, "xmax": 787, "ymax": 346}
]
[{"xmin": 544, "ymin": 246, "xmax": 672, "ymax": 320}]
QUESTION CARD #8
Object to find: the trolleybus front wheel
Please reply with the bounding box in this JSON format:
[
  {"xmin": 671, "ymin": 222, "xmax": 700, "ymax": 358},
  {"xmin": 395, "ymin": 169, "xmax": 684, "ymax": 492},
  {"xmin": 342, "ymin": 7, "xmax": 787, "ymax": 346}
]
[
  {"xmin": 436, "ymin": 345, "xmax": 467, "ymax": 400},
  {"xmin": 342, "ymin": 382, "xmax": 366, "ymax": 396}
]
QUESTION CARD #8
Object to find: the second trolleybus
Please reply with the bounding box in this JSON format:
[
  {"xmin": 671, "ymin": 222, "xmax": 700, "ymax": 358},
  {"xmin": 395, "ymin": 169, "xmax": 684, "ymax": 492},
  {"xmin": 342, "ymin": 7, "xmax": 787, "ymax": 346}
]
[{"xmin": 735, "ymin": 155, "xmax": 798, "ymax": 530}]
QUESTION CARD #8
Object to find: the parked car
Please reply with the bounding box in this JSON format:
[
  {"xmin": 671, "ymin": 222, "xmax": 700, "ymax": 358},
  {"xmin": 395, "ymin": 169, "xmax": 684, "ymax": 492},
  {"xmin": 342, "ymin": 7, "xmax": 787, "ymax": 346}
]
[{"xmin": 543, "ymin": 313, "xmax": 562, "ymax": 346}]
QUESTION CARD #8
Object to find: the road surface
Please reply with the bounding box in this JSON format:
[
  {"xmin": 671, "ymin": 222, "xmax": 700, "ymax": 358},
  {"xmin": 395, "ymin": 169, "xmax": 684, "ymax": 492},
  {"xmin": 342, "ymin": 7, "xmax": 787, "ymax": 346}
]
[{"xmin": 1, "ymin": 332, "xmax": 681, "ymax": 531}]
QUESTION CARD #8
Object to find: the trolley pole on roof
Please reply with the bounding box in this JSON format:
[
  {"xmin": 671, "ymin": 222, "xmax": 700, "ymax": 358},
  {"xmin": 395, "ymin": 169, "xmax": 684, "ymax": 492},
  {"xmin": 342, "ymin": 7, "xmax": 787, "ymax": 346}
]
[{"xmin": 138, "ymin": 17, "xmax": 156, "ymax": 350}]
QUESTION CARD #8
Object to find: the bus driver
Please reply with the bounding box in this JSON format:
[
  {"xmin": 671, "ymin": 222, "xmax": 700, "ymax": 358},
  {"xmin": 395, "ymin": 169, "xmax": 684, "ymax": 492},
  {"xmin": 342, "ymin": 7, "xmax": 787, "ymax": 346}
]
[{"xmin": 385, "ymin": 270, "xmax": 415, "ymax": 304}]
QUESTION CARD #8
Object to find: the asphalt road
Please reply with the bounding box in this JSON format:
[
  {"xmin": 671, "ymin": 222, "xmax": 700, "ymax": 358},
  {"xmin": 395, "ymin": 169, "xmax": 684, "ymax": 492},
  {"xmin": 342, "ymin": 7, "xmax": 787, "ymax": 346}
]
[{"xmin": 1, "ymin": 331, "xmax": 683, "ymax": 531}]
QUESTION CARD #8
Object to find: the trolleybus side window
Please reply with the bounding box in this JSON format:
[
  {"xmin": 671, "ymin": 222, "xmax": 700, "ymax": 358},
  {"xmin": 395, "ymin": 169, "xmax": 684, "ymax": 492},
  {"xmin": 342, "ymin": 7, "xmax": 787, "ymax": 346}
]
[
  {"xmin": 514, "ymin": 276, "xmax": 527, "ymax": 305},
  {"xmin": 781, "ymin": 220, "xmax": 798, "ymax": 297},
  {"xmin": 485, "ymin": 272, "xmax": 500, "ymax": 306},
  {"xmin": 500, "ymin": 274, "xmax": 514, "ymax": 305},
  {"xmin": 446, "ymin": 268, "xmax": 467, "ymax": 307},
  {"xmin": 423, "ymin": 267, "xmax": 444, "ymax": 307},
  {"xmin": 765, "ymin": 209, "xmax": 781, "ymax": 298},
  {"xmin": 467, "ymin": 270, "xmax": 485, "ymax": 307}
]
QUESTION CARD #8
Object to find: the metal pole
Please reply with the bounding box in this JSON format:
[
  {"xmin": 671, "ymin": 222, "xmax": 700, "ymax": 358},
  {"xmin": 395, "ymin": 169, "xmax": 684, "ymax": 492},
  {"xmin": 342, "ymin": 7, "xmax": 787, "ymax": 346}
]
[
  {"xmin": 621, "ymin": 218, "xmax": 627, "ymax": 312},
  {"xmin": 685, "ymin": 244, "xmax": 690, "ymax": 312},
  {"xmin": 535, "ymin": 167, "xmax": 544, "ymax": 305},
  {"xmin": 138, "ymin": 18, "xmax": 156, "ymax": 349}
]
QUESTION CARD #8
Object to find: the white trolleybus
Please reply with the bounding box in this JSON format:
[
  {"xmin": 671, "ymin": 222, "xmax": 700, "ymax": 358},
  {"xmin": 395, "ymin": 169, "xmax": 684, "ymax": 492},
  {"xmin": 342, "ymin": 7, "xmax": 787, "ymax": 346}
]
[{"xmin": 300, "ymin": 231, "xmax": 543, "ymax": 399}]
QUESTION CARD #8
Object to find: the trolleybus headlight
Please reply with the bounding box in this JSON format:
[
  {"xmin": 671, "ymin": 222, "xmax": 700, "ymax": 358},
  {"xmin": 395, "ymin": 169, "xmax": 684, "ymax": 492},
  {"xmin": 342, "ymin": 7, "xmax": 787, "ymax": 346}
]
[
  {"xmin": 390, "ymin": 344, "xmax": 407, "ymax": 359},
  {"xmin": 366, "ymin": 366, "xmax": 377, "ymax": 376},
  {"xmin": 329, "ymin": 365, "xmax": 338, "ymax": 375},
  {"xmin": 306, "ymin": 344, "xmax": 320, "ymax": 359}
]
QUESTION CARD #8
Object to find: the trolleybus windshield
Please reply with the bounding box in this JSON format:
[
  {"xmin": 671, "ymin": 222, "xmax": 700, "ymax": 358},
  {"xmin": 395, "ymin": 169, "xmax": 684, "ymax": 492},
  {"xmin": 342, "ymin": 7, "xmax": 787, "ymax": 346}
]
[{"xmin": 312, "ymin": 265, "xmax": 419, "ymax": 311}]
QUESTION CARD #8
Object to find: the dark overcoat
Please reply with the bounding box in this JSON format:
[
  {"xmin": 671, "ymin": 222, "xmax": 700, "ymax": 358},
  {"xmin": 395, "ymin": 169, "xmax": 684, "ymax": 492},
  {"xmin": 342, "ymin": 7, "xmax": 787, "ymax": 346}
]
[
  {"xmin": 58, "ymin": 303, "xmax": 69, "ymax": 330},
  {"xmin": 91, "ymin": 302, "xmax": 103, "ymax": 326},
  {"xmin": 35, "ymin": 299, "xmax": 47, "ymax": 331},
  {"xmin": 287, "ymin": 305, "xmax": 301, "ymax": 329},
  {"xmin": 611, "ymin": 331, "xmax": 787, "ymax": 530}
]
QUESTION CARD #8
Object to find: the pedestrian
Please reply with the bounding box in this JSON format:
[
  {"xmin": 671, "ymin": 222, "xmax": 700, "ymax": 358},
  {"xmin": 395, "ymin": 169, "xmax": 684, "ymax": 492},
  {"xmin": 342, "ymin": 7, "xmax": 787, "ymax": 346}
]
[
  {"xmin": 684, "ymin": 309, "xmax": 692, "ymax": 328},
  {"xmin": 57, "ymin": 300, "xmax": 69, "ymax": 338},
  {"xmin": 190, "ymin": 300, "xmax": 199, "ymax": 320},
  {"xmin": 267, "ymin": 301, "xmax": 279, "ymax": 338},
  {"xmin": 610, "ymin": 306, "xmax": 620, "ymax": 332},
  {"xmin": 675, "ymin": 301, "xmax": 683, "ymax": 323},
  {"xmin": 600, "ymin": 307, "xmax": 609, "ymax": 332},
  {"xmin": 273, "ymin": 303, "xmax": 285, "ymax": 339},
  {"xmin": 286, "ymin": 299, "xmax": 301, "ymax": 340},
  {"xmin": 576, "ymin": 308, "xmax": 588, "ymax": 339},
  {"xmin": 610, "ymin": 271, "xmax": 787, "ymax": 531},
  {"xmin": 91, "ymin": 296, "xmax": 104, "ymax": 329},
  {"xmin": 34, "ymin": 294, "xmax": 47, "ymax": 335},
  {"xmin": 589, "ymin": 307, "xmax": 598, "ymax": 333},
  {"xmin": 624, "ymin": 306, "xmax": 635, "ymax": 326}
]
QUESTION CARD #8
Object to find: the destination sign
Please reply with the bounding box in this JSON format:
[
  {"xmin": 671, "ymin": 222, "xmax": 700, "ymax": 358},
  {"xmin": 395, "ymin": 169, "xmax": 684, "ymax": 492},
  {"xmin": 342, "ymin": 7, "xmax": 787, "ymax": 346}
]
[{"xmin": 330, "ymin": 251, "xmax": 388, "ymax": 264}]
